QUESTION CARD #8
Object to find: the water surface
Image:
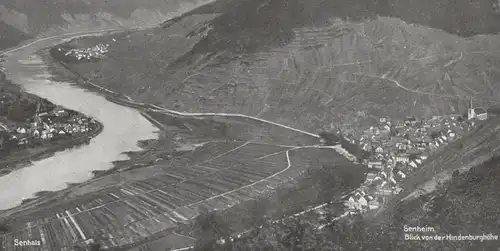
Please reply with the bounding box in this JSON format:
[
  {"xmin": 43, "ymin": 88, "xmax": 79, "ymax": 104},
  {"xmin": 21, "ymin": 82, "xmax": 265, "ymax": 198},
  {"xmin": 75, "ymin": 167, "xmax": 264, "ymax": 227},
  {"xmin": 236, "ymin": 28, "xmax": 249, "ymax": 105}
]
[{"xmin": 0, "ymin": 45, "xmax": 157, "ymax": 210}]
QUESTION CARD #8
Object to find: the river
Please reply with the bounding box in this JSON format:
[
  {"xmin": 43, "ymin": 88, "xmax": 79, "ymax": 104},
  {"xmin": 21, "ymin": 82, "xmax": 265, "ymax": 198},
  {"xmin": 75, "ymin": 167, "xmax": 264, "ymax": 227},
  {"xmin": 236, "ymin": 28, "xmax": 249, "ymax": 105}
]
[{"xmin": 0, "ymin": 37, "xmax": 158, "ymax": 210}]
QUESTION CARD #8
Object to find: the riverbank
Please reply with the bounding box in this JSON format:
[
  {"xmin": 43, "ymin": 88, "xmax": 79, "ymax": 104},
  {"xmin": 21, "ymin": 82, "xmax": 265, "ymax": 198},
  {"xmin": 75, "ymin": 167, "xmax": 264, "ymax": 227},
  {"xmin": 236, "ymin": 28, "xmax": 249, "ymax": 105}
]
[
  {"xmin": 0, "ymin": 72, "xmax": 104, "ymax": 177},
  {"xmin": 0, "ymin": 38, "xmax": 158, "ymax": 211},
  {"xmin": 0, "ymin": 120, "xmax": 102, "ymax": 177}
]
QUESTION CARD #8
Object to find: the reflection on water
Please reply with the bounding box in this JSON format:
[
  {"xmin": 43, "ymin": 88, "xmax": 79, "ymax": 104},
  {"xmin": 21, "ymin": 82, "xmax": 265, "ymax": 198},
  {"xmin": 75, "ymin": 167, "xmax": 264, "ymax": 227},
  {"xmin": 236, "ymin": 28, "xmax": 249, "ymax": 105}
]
[{"xmin": 0, "ymin": 53, "xmax": 157, "ymax": 210}]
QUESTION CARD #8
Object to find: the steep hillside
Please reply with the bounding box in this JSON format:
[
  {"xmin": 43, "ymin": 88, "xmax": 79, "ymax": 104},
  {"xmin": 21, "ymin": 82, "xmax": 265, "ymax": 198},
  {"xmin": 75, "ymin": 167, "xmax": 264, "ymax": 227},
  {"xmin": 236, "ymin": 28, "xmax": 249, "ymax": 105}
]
[
  {"xmin": 0, "ymin": 21, "xmax": 31, "ymax": 50},
  {"xmin": 51, "ymin": 0, "xmax": 500, "ymax": 135},
  {"xmin": 0, "ymin": 0, "xmax": 214, "ymax": 49},
  {"xmin": 398, "ymin": 118, "xmax": 500, "ymax": 201},
  {"xmin": 199, "ymin": 154, "xmax": 500, "ymax": 250}
]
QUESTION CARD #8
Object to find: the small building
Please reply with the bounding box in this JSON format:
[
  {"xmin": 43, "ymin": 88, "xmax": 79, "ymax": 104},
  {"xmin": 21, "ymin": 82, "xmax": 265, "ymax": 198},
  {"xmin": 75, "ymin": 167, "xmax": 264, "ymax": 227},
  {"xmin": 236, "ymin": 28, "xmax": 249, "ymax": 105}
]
[
  {"xmin": 376, "ymin": 188, "xmax": 392, "ymax": 196},
  {"xmin": 356, "ymin": 195, "xmax": 368, "ymax": 208},
  {"xmin": 368, "ymin": 200, "xmax": 380, "ymax": 210},
  {"xmin": 394, "ymin": 154, "xmax": 410, "ymax": 164},
  {"xmin": 375, "ymin": 146, "xmax": 384, "ymax": 153},
  {"xmin": 393, "ymin": 187, "xmax": 403, "ymax": 194},
  {"xmin": 368, "ymin": 161, "xmax": 383, "ymax": 170},
  {"xmin": 409, "ymin": 161, "xmax": 418, "ymax": 168},
  {"xmin": 389, "ymin": 177, "xmax": 397, "ymax": 185},
  {"xmin": 365, "ymin": 172, "xmax": 378, "ymax": 183}
]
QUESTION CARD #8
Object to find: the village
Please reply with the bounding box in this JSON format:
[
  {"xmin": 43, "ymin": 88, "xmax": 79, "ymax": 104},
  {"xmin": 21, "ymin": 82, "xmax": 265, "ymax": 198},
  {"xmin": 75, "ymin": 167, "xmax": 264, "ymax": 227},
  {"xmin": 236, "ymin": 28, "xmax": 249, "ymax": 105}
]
[
  {"xmin": 60, "ymin": 43, "xmax": 110, "ymax": 61},
  {"xmin": 0, "ymin": 91, "xmax": 99, "ymax": 156},
  {"xmin": 338, "ymin": 101, "xmax": 488, "ymax": 217}
]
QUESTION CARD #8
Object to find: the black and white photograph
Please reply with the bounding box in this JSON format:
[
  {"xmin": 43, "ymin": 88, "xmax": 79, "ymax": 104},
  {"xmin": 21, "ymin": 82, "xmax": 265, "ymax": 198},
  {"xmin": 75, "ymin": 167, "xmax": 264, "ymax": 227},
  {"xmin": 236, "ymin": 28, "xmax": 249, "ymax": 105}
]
[{"xmin": 1, "ymin": 0, "xmax": 500, "ymax": 250}]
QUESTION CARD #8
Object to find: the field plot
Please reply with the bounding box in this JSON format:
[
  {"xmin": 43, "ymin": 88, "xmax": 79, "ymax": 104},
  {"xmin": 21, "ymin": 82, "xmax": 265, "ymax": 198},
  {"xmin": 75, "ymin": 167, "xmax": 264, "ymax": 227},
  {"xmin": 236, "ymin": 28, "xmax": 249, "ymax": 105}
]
[
  {"xmin": 146, "ymin": 111, "xmax": 319, "ymax": 146},
  {"xmin": 1, "ymin": 140, "xmax": 357, "ymax": 250},
  {"xmin": 2, "ymin": 141, "xmax": 323, "ymax": 250}
]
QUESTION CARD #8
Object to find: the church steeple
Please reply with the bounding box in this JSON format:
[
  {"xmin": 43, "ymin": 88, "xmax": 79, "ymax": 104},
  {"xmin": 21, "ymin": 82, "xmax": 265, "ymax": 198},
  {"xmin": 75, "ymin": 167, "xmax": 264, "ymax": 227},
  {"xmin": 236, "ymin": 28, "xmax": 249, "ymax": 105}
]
[{"xmin": 468, "ymin": 96, "xmax": 476, "ymax": 120}]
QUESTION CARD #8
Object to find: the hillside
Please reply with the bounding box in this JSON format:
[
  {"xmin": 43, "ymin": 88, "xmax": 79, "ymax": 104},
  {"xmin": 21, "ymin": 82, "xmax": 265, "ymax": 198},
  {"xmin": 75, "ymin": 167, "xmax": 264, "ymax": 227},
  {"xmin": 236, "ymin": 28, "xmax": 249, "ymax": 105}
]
[
  {"xmin": 0, "ymin": 0, "xmax": 215, "ymax": 50},
  {"xmin": 195, "ymin": 154, "xmax": 500, "ymax": 250},
  {"xmin": 0, "ymin": 22, "xmax": 31, "ymax": 51},
  {"xmin": 50, "ymin": 0, "xmax": 500, "ymax": 136}
]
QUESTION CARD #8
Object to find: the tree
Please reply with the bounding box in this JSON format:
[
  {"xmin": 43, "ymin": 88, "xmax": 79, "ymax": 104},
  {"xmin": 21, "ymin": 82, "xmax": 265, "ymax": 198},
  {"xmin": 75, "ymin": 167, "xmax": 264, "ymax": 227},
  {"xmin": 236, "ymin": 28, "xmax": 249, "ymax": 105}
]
[
  {"xmin": 0, "ymin": 222, "xmax": 9, "ymax": 233},
  {"xmin": 409, "ymin": 154, "xmax": 419, "ymax": 162},
  {"xmin": 7, "ymin": 98, "xmax": 36, "ymax": 122},
  {"xmin": 193, "ymin": 211, "xmax": 231, "ymax": 251},
  {"xmin": 89, "ymin": 243, "xmax": 101, "ymax": 251},
  {"xmin": 430, "ymin": 131, "xmax": 440, "ymax": 139}
]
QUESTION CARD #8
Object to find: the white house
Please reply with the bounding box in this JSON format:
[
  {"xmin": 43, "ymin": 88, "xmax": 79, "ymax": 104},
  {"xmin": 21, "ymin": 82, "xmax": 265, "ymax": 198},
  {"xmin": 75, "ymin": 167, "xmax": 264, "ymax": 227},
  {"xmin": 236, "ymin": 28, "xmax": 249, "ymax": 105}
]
[
  {"xmin": 380, "ymin": 181, "xmax": 387, "ymax": 188},
  {"xmin": 18, "ymin": 138, "xmax": 28, "ymax": 145},
  {"xmin": 409, "ymin": 161, "xmax": 418, "ymax": 168},
  {"xmin": 394, "ymin": 155, "xmax": 410, "ymax": 164},
  {"xmin": 390, "ymin": 177, "xmax": 397, "ymax": 185},
  {"xmin": 357, "ymin": 196, "xmax": 368, "ymax": 208},
  {"xmin": 393, "ymin": 187, "xmax": 403, "ymax": 194},
  {"xmin": 368, "ymin": 200, "xmax": 380, "ymax": 210},
  {"xmin": 469, "ymin": 107, "xmax": 488, "ymax": 120},
  {"xmin": 366, "ymin": 173, "xmax": 377, "ymax": 182},
  {"xmin": 368, "ymin": 161, "xmax": 383, "ymax": 170},
  {"xmin": 345, "ymin": 196, "xmax": 361, "ymax": 211}
]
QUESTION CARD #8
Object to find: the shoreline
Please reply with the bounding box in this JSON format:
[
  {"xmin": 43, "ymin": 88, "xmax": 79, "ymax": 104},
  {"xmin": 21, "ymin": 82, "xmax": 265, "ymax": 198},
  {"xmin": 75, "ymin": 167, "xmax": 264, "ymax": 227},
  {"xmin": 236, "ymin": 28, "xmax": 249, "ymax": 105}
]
[
  {"xmin": 0, "ymin": 47, "xmax": 165, "ymax": 214},
  {"xmin": 0, "ymin": 71, "xmax": 105, "ymax": 178},
  {"xmin": 0, "ymin": 43, "xmax": 156, "ymax": 214},
  {"xmin": 0, "ymin": 121, "xmax": 103, "ymax": 177}
]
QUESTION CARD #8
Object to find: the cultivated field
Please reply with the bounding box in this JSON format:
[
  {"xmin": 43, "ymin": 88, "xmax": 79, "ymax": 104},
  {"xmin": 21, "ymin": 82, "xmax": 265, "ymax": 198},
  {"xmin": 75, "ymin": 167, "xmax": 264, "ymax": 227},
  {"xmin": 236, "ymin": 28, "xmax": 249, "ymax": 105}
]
[{"xmin": 0, "ymin": 108, "xmax": 359, "ymax": 250}]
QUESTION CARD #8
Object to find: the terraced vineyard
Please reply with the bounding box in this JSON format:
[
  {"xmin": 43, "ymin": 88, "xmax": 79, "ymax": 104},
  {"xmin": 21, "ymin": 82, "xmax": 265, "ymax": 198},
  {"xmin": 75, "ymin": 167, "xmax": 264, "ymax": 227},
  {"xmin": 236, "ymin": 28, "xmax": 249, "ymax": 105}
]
[
  {"xmin": 0, "ymin": 105, "xmax": 363, "ymax": 250},
  {"xmin": 0, "ymin": 139, "xmax": 359, "ymax": 250},
  {"xmin": 60, "ymin": 13, "xmax": 500, "ymax": 137},
  {"xmin": 4, "ymin": 0, "xmax": 500, "ymax": 250}
]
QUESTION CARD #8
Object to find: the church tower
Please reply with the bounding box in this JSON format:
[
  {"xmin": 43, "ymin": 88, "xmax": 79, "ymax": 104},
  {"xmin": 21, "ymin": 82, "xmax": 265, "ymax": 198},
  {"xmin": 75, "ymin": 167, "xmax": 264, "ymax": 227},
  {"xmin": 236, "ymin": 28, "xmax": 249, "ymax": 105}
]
[{"xmin": 467, "ymin": 96, "xmax": 476, "ymax": 120}]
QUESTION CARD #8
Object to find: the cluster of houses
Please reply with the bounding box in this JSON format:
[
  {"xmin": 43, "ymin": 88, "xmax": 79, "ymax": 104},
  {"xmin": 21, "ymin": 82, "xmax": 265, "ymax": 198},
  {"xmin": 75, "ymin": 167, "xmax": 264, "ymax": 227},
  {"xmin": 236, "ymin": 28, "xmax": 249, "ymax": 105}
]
[
  {"xmin": 0, "ymin": 105, "xmax": 98, "ymax": 151},
  {"xmin": 342, "ymin": 108, "xmax": 487, "ymax": 214},
  {"xmin": 61, "ymin": 43, "xmax": 110, "ymax": 61}
]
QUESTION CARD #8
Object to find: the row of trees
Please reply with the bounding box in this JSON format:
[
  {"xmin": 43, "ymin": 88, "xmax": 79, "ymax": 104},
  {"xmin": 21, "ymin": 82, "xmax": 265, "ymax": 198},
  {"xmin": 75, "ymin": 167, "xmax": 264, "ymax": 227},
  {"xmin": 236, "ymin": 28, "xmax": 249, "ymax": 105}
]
[{"xmin": 319, "ymin": 131, "xmax": 370, "ymax": 161}]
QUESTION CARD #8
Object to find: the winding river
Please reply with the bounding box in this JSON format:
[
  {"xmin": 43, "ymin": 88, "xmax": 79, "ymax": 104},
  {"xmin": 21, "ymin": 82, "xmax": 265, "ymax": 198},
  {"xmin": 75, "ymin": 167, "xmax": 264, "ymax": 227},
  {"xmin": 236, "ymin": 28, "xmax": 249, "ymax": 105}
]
[{"xmin": 0, "ymin": 36, "xmax": 158, "ymax": 210}]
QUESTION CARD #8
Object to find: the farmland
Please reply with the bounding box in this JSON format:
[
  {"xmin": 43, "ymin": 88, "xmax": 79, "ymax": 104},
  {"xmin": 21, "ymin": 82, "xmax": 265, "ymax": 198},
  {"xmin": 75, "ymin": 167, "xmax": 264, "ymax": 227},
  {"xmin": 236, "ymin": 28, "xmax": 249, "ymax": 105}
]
[
  {"xmin": 0, "ymin": 108, "xmax": 363, "ymax": 250},
  {"xmin": 2, "ymin": 0, "xmax": 500, "ymax": 249}
]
